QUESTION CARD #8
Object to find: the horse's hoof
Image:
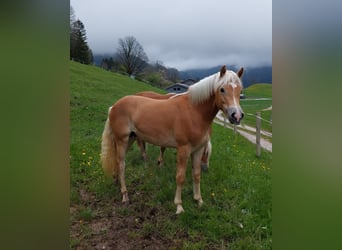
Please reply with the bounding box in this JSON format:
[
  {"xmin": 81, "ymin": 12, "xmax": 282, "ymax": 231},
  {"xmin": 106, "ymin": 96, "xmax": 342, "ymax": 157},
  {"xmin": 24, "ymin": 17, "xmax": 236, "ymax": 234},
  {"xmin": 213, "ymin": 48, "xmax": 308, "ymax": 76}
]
[
  {"xmin": 198, "ymin": 199, "xmax": 204, "ymax": 207},
  {"xmin": 122, "ymin": 193, "xmax": 130, "ymax": 205},
  {"xmin": 176, "ymin": 205, "xmax": 185, "ymax": 214},
  {"xmin": 122, "ymin": 200, "xmax": 130, "ymax": 206},
  {"xmin": 113, "ymin": 177, "xmax": 119, "ymax": 184},
  {"xmin": 201, "ymin": 163, "xmax": 208, "ymax": 172}
]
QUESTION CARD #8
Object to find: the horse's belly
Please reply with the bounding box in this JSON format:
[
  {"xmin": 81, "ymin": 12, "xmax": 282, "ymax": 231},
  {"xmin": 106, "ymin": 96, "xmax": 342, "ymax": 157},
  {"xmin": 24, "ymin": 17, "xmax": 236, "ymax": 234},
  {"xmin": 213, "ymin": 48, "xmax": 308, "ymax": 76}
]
[{"xmin": 137, "ymin": 132, "xmax": 177, "ymax": 148}]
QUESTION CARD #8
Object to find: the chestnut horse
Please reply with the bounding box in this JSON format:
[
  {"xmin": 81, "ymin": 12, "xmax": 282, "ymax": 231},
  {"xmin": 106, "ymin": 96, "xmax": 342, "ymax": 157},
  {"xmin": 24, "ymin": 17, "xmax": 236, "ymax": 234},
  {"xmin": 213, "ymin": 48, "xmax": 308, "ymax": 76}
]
[
  {"xmin": 101, "ymin": 65, "xmax": 244, "ymax": 214},
  {"xmin": 134, "ymin": 91, "xmax": 212, "ymax": 171}
]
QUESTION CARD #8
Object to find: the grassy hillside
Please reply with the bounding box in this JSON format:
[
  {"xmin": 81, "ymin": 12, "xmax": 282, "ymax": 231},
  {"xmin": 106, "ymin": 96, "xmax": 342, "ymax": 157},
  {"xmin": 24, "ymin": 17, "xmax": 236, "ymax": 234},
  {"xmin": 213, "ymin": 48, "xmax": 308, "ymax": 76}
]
[
  {"xmin": 243, "ymin": 83, "xmax": 272, "ymax": 98},
  {"xmin": 70, "ymin": 61, "xmax": 272, "ymax": 249}
]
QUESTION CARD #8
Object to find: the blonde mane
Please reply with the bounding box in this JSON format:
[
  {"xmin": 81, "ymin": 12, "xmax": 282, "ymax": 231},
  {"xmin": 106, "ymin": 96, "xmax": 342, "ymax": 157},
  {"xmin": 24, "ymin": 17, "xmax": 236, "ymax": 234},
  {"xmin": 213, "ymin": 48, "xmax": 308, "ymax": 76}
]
[{"xmin": 188, "ymin": 70, "xmax": 242, "ymax": 104}]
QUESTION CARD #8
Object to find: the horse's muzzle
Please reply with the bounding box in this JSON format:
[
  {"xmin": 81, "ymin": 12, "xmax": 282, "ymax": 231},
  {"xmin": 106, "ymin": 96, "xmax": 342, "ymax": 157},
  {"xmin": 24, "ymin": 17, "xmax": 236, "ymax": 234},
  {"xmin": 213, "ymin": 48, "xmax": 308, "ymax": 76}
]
[{"xmin": 227, "ymin": 107, "xmax": 244, "ymax": 125}]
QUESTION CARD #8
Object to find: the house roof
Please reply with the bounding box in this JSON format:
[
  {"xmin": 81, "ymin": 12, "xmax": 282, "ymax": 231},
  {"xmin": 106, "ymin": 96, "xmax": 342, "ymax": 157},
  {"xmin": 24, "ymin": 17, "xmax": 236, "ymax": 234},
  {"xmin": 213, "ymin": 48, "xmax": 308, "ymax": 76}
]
[
  {"xmin": 180, "ymin": 79, "xmax": 196, "ymax": 85},
  {"xmin": 165, "ymin": 83, "xmax": 189, "ymax": 93},
  {"xmin": 166, "ymin": 83, "xmax": 189, "ymax": 90}
]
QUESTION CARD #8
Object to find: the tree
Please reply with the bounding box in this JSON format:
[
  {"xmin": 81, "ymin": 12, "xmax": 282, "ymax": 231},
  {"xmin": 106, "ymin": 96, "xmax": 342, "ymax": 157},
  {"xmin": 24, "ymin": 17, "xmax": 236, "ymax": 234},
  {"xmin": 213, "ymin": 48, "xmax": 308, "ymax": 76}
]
[
  {"xmin": 70, "ymin": 6, "xmax": 76, "ymax": 26},
  {"xmin": 70, "ymin": 19, "xmax": 92, "ymax": 64},
  {"xmin": 116, "ymin": 36, "xmax": 148, "ymax": 76},
  {"xmin": 70, "ymin": 6, "xmax": 92, "ymax": 64},
  {"xmin": 70, "ymin": 6, "xmax": 77, "ymax": 59},
  {"xmin": 101, "ymin": 57, "xmax": 117, "ymax": 71},
  {"xmin": 165, "ymin": 67, "xmax": 179, "ymax": 83}
]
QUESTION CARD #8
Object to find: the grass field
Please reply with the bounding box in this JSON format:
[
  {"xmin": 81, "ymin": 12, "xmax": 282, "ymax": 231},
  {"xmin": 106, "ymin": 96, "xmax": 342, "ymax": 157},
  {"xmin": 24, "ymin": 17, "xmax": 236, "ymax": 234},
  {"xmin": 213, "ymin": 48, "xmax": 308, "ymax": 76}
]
[
  {"xmin": 243, "ymin": 84, "xmax": 272, "ymax": 98},
  {"xmin": 70, "ymin": 61, "xmax": 272, "ymax": 249},
  {"xmin": 241, "ymin": 84, "xmax": 272, "ymax": 133}
]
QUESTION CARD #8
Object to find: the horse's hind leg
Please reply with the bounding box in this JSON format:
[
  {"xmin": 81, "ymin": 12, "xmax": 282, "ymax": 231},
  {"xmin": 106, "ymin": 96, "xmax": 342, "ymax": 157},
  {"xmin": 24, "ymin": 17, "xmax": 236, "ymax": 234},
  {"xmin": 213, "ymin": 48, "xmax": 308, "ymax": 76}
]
[
  {"xmin": 126, "ymin": 132, "xmax": 136, "ymax": 152},
  {"xmin": 200, "ymin": 144, "xmax": 208, "ymax": 172},
  {"xmin": 201, "ymin": 141, "xmax": 211, "ymax": 172},
  {"xmin": 157, "ymin": 146, "xmax": 166, "ymax": 166},
  {"xmin": 192, "ymin": 147, "xmax": 205, "ymax": 207},
  {"xmin": 136, "ymin": 137, "xmax": 147, "ymax": 161},
  {"xmin": 115, "ymin": 139, "xmax": 130, "ymax": 203}
]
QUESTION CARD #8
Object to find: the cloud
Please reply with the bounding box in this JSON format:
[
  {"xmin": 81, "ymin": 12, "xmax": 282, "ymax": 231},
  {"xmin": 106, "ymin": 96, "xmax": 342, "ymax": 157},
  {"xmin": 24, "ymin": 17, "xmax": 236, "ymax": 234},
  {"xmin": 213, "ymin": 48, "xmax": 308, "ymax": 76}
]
[{"xmin": 71, "ymin": 0, "xmax": 272, "ymax": 70}]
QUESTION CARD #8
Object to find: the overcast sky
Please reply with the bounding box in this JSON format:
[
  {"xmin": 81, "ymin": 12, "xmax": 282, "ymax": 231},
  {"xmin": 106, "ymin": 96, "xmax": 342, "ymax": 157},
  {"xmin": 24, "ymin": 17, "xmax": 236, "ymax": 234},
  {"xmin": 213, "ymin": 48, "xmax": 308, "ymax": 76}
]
[{"xmin": 70, "ymin": 0, "xmax": 272, "ymax": 70}]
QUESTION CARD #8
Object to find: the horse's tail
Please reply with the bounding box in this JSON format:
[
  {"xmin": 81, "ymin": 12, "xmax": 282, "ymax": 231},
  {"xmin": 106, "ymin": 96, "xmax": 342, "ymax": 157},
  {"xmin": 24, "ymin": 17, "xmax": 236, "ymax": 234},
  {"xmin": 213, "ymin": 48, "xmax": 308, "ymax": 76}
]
[{"xmin": 100, "ymin": 115, "xmax": 118, "ymax": 177}]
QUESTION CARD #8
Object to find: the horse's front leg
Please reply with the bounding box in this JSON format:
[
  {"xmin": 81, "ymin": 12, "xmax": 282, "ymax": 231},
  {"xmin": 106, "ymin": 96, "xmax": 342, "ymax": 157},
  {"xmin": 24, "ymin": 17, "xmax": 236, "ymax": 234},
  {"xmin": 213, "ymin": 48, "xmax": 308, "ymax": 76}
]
[
  {"xmin": 174, "ymin": 146, "xmax": 190, "ymax": 214},
  {"xmin": 192, "ymin": 146, "xmax": 205, "ymax": 207}
]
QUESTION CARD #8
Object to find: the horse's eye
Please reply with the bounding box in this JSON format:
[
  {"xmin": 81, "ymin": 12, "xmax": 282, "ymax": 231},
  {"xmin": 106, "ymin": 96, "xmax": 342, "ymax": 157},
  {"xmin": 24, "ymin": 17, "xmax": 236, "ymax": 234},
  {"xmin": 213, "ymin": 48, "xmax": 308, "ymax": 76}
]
[{"xmin": 220, "ymin": 87, "xmax": 225, "ymax": 93}]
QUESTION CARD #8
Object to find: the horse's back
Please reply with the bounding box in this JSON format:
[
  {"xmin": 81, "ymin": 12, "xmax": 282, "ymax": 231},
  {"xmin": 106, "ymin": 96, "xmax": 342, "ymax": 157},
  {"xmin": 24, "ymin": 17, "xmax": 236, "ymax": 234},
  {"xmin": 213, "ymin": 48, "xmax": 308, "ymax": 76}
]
[
  {"xmin": 111, "ymin": 94, "xmax": 175, "ymax": 113},
  {"xmin": 135, "ymin": 91, "xmax": 175, "ymax": 100},
  {"xmin": 109, "ymin": 95, "xmax": 178, "ymax": 128}
]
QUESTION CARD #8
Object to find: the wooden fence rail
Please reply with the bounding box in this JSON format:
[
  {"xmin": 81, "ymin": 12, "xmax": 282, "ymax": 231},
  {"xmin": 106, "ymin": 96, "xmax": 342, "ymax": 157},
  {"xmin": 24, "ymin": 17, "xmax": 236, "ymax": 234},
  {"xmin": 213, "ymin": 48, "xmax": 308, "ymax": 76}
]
[{"xmin": 222, "ymin": 111, "xmax": 272, "ymax": 155}]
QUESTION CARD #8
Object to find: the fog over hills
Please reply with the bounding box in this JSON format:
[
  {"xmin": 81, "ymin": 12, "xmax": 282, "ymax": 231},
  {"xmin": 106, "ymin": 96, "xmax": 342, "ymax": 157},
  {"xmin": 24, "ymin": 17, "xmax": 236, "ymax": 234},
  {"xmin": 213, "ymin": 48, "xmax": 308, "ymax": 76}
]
[
  {"xmin": 93, "ymin": 54, "xmax": 271, "ymax": 88},
  {"xmin": 179, "ymin": 65, "xmax": 272, "ymax": 88}
]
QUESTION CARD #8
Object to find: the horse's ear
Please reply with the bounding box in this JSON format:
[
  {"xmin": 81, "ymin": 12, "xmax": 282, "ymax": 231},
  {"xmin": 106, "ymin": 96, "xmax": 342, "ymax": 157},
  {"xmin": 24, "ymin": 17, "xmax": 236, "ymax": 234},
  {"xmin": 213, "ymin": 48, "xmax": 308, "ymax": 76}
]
[
  {"xmin": 220, "ymin": 65, "xmax": 227, "ymax": 77},
  {"xmin": 237, "ymin": 67, "xmax": 244, "ymax": 78}
]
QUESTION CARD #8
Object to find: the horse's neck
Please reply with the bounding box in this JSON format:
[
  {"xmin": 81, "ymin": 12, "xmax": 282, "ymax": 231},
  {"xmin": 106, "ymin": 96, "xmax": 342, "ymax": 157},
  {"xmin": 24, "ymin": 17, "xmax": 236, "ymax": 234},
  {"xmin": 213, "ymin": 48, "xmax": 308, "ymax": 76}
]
[{"xmin": 192, "ymin": 94, "xmax": 219, "ymax": 124}]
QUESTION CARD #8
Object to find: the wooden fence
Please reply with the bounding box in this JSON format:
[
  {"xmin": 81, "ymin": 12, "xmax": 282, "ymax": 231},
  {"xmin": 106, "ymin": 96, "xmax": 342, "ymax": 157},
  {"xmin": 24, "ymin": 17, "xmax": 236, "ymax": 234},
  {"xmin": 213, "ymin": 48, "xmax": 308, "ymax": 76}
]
[{"xmin": 223, "ymin": 111, "xmax": 272, "ymax": 156}]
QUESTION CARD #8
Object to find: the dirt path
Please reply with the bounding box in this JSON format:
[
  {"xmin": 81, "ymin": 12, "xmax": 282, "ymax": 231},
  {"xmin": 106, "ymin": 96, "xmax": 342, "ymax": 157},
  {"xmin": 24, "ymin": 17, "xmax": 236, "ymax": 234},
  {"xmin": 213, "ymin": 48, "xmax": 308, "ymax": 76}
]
[
  {"xmin": 262, "ymin": 105, "xmax": 272, "ymax": 111},
  {"xmin": 215, "ymin": 111, "xmax": 272, "ymax": 152}
]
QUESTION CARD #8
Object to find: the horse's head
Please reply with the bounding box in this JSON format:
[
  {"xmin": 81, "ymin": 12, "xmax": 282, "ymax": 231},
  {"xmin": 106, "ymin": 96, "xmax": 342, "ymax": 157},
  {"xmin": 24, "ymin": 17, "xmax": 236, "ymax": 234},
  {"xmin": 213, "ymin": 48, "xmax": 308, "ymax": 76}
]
[{"xmin": 215, "ymin": 65, "xmax": 244, "ymax": 125}]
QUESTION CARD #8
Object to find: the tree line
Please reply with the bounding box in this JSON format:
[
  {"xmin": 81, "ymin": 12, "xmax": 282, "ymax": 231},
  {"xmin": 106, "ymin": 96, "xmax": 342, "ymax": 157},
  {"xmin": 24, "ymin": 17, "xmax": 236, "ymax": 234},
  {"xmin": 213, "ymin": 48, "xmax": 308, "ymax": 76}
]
[
  {"xmin": 100, "ymin": 36, "xmax": 179, "ymax": 86},
  {"xmin": 70, "ymin": 6, "xmax": 180, "ymax": 87}
]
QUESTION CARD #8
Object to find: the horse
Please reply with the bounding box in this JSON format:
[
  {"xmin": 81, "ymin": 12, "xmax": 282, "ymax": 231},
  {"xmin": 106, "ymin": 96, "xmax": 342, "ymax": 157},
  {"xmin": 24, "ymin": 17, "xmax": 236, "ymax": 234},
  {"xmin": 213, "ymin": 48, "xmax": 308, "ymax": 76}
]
[
  {"xmin": 134, "ymin": 91, "xmax": 212, "ymax": 171},
  {"xmin": 101, "ymin": 65, "xmax": 244, "ymax": 214}
]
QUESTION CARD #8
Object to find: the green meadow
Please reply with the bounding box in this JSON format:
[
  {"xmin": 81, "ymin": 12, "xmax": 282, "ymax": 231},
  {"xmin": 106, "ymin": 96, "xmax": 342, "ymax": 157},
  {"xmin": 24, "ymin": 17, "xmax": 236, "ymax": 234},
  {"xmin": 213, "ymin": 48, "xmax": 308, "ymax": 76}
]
[
  {"xmin": 241, "ymin": 84, "xmax": 272, "ymax": 133},
  {"xmin": 70, "ymin": 61, "xmax": 272, "ymax": 249}
]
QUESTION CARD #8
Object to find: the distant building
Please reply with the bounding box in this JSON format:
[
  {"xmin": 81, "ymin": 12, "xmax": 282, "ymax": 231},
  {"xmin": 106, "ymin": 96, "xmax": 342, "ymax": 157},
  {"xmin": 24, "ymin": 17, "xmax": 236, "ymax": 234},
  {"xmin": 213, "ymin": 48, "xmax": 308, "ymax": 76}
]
[
  {"xmin": 165, "ymin": 79, "xmax": 197, "ymax": 93},
  {"xmin": 165, "ymin": 83, "xmax": 189, "ymax": 93}
]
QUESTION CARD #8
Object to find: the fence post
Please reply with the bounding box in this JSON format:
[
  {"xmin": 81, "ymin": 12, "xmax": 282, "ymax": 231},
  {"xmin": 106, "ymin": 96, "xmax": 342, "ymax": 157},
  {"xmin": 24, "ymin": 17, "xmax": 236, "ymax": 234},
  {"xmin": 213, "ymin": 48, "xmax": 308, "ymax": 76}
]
[{"xmin": 256, "ymin": 112, "xmax": 261, "ymax": 157}]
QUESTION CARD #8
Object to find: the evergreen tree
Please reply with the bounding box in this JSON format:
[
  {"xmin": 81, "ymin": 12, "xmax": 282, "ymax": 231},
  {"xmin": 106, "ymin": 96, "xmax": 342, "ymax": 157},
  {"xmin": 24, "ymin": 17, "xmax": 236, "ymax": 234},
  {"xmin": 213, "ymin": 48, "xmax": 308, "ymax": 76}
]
[
  {"xmin": 70, "ymin": 6, "xmax": 93, "ymax": 64},
  {"xmin": 70, "ymin": 20, "xmax": 92, "ymax": 64}
]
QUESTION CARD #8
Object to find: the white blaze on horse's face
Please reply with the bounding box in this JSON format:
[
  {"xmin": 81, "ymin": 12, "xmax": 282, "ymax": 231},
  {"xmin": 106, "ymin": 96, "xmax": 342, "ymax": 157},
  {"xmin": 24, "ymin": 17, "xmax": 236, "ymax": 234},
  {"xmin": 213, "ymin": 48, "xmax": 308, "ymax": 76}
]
[{"xmin": 216, "ymin": 66, "xmax": 244, "ymax": 125}]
